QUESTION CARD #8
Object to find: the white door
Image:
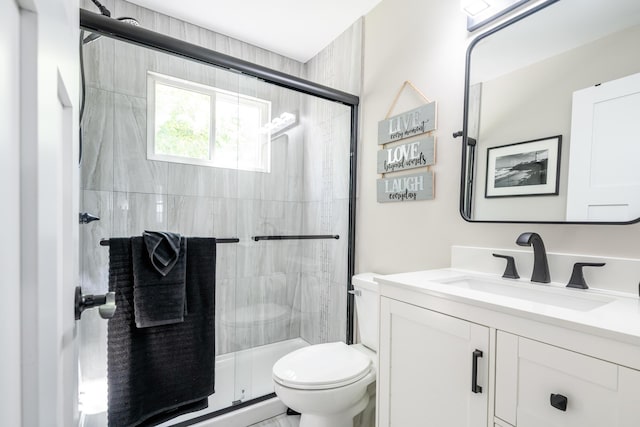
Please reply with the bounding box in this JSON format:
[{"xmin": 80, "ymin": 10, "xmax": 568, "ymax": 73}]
[
  {"xmin": 0, "ymin": 0, "xmax": 23, "ymax": 425},
  {"xmin": 17, "ymin": 0, "xmax": 80, "ymax": 426},
  {"xmin": 378, "ymin": 297, "xmax": 490, "ymax": 427},
  {"xmin": 566, "ymin": 72, "xmax": 640, "ymax": 221}
]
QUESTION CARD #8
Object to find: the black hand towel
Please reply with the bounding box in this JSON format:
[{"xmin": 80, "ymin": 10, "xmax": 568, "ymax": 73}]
[
  {"xmin": 143, "ymin": 231, "xmax": 181, "ymax": 276},
  {"xmin": 132, "ymin": 235, "xmax": 187, "ymax": 328},
  {"xmin": 108, "ymin": 237, "xmax": 216, "ymax": 427}
]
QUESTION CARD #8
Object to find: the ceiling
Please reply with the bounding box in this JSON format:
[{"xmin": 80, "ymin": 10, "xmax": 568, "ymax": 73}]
[{"xmin": 127, "ymin": 0, "xmax": 382, "ymax": 63}]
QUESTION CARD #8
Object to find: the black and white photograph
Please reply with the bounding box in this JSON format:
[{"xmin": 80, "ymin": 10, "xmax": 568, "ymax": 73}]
[{"xmin": 486, "ymin": 136, "xmax": 561, "ymax": 198}]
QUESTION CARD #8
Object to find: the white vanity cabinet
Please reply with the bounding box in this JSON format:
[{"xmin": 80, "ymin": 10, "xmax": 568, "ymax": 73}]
[
  {"xmin": 495, "ymin": 331, "xmax": 640, "ymax": 427},
  {"xmin": 376, "ymin": 267, "xmax": 640, "ymax": 427},
  {"xmin": 377, "ymin": 297, "xmax": 490, "ymax": 427}
]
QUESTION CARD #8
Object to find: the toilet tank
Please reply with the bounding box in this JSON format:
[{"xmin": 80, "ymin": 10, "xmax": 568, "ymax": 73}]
[{"xmin": 352, "ymin": 273, "xmax": 380, "ymax": 352}]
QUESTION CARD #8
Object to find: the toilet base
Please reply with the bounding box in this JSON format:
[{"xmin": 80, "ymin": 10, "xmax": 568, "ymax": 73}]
[{"xmin": 298, "ymin": 392, "xmax": 369, "ymax": 427}]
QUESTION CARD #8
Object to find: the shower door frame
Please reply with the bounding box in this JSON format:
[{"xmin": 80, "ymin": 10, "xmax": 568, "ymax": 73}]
[{"xmin": 79, "ymin": 6, "xmax": 359, "ymax": 421}]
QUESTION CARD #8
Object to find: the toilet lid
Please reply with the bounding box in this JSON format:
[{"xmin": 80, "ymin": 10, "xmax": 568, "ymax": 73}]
[{"xmin": 272, "ymin": 342, "xmax": 372, "ymax": 390}]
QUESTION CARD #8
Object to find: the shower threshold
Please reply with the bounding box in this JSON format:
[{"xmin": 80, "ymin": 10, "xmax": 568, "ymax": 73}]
[{"xmin": 79, "ymin": 337, "xmax": 310, "ymax": 427}]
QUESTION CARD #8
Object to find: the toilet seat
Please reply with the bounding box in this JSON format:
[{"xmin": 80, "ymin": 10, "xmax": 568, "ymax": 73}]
[{"xmin": 272, "ymin": 342, "xmax": 372, "ymax": 390}]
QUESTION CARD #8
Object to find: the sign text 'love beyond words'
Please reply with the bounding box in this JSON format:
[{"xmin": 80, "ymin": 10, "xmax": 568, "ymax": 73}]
[{"xmin": 377, "ymin": 137, "xmax": 435, "ymax": 174}]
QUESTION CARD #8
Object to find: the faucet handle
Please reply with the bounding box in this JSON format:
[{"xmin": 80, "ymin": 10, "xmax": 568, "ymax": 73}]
[
  {"xmin": 566, "ymin": 262, "xmax": 605, "ymax": 289},
  {"xmin": 493, "ymin": 254, "xmax": 520, "ymax": 279}
]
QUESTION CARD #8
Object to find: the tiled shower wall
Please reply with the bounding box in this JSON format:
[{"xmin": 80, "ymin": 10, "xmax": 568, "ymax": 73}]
[
  {"xmin": 300, "ymin": 19, "xmax": 363, "ymax": 344},
  {"xmin": 78, "ymin": 0, "xmax": 361, "ymax": 386}
]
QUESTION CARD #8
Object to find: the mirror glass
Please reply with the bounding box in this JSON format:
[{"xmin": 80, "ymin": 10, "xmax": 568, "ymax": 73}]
[{"xmin": 462, "ymin": 0, "xmax": 640, "ymax": 222}]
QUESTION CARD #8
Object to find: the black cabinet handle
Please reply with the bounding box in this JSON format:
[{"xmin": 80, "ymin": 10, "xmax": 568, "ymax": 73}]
[
  {"xmin": 550, "ymin": 393, "xmax": 568, "ymax": 411},
  {"xmin": 471, "ymin": 349, "xmax": 483, "ymax": 393}
]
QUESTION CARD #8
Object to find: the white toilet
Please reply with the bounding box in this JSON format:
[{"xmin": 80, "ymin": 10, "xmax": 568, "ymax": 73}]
[{"xmin": 272, "ymin": 273, "xmax": 379, "ymax": 427}]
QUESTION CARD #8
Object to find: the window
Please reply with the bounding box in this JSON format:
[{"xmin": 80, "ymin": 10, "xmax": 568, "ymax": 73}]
[{"xmin": 147, "ymin": 72, "xmax": 271, "ymax": 172}]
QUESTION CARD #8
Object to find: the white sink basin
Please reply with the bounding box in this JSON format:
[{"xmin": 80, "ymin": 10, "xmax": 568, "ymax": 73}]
[{"xmin": 437, "ymin": 276, "xmax": 614, "ymax": 311}]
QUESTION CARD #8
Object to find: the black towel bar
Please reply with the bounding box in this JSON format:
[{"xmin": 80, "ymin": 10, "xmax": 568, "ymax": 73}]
[
  {"xmin": 214, "ymin": 238, "xmax": 241, "ymax": 244},
  {"xmin": 252, "ymin": 235, "xmax": 339, "ymax": 241},
  {"xmin": 99, "ymin": 237, "xmax": 239, "ymax": 246}
]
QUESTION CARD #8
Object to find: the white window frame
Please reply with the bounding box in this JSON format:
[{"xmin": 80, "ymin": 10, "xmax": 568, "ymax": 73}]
[{"xmin": 146, "ymin": 71, "xmax": 272, "ymax": 172}]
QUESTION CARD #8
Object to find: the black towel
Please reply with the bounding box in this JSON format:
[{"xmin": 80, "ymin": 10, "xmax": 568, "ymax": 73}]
[
  {"xmin": 143, "ymin": 231, "xmax": 182, "ymax": 276},
  {"xmin": 108, "ymin": 237, "xmax": 216, "ymax": 427},
  {"xmin": 132, "ymin": 235, "xmax": 187, "ymax": 328}
]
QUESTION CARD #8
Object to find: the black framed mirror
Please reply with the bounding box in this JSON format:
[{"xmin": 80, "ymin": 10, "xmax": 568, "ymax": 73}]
[{"xmin": 461, "ymin": 0, "xmax": 640, "ymax": 223}]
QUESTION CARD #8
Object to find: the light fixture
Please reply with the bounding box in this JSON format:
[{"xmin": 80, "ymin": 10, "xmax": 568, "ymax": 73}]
[
  {"xmin": 461, "ymin": 0, "xmax": 490, "ymax": 17},
  {"xmin": 462, "ymin": 0, "xmax": 533, "ymax": 32}
]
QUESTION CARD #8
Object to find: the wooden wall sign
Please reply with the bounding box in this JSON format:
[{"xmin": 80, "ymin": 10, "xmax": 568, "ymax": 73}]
[
  {"xmin": 377, "ymin": 102, "xmax": 436, "ymax": 145},
  {"xmin": 377, "ymin": 171, "xmax": 434, "ymax": 203},
  {"xmin": 377, "ymin": 136, "xmax": 435, "ymax": 174}
]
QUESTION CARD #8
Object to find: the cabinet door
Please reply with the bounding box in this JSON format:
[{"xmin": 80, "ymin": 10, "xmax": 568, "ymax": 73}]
[
  {"xmin": 378, "ymin": 297, "xmax": 489, "ymax": 427},
  {"xmin": 496, "ymin": 333, "xmax": 640, "ymax": 427}
]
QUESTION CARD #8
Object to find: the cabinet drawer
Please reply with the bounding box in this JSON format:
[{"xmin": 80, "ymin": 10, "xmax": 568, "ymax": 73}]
[
  {"xmin": 518, "ymin": 337, "xmax": 617, "ymax": 426},
  {"xmin": 496, "ymin": 333, "xmax": 640, "ymax": 427}
]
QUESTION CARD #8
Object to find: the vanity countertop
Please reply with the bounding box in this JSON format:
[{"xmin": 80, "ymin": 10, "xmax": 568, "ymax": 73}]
[{"xmin": 376, "ymin": 268, "xmax": 640, "ymax": 347}]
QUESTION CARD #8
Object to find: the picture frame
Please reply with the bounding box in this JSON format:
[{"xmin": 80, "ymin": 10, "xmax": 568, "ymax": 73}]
[{"xmin": 485, "ymin": 135, "xmax": 561, "ymax": 198}]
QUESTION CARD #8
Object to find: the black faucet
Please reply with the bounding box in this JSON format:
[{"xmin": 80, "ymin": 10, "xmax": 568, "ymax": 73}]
[{"xmin": 516, "ymin": 232, "xmax": 550, "ymax": 283}]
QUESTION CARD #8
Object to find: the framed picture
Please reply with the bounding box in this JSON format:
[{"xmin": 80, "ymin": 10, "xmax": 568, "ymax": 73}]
[{"xmin": 485, "ymin": 135, "xmax": 561, "ymax": 198}]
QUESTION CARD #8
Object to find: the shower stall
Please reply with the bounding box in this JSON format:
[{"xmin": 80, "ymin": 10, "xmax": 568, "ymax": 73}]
[{"xmin": 77, "ymin": 2, "xmax": 359, "ymax": 426}]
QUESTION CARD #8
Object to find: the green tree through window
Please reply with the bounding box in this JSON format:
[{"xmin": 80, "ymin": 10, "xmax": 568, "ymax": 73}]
[
  {"xmin": 148, "ymin": 72, "xmax": 271, "ymax": 172},
  {"xmin": 155, "ymin": 83, "xmax": 210, "ymax": 160}
]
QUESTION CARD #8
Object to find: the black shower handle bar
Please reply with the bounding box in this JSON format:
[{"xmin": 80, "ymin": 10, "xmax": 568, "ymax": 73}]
[
  {"xmin": 252, "ymin": 235, "xmax": 340, "ymax": 242},
  {"xmin": 99, "ymin": 237, "xmax": 240, "ymax": 246}
]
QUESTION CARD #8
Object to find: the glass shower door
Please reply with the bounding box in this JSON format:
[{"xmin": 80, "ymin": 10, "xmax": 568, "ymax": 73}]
[
  {"xmin": 228, "ymin": 73, "xmax": 306, "ymax": 406},
  {"xmin": 77, "ymin": 18, "xmax": 353, "ymax": 425}
]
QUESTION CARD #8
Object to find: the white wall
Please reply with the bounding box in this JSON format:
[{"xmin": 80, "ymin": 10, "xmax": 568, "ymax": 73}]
[
  {"xmin": 0, "ymin": 1, "xmax": 22, "ymax": 426},
  {"xmin": 356, "ymin": 0, "xmax": 640, "ymax": 293}
]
